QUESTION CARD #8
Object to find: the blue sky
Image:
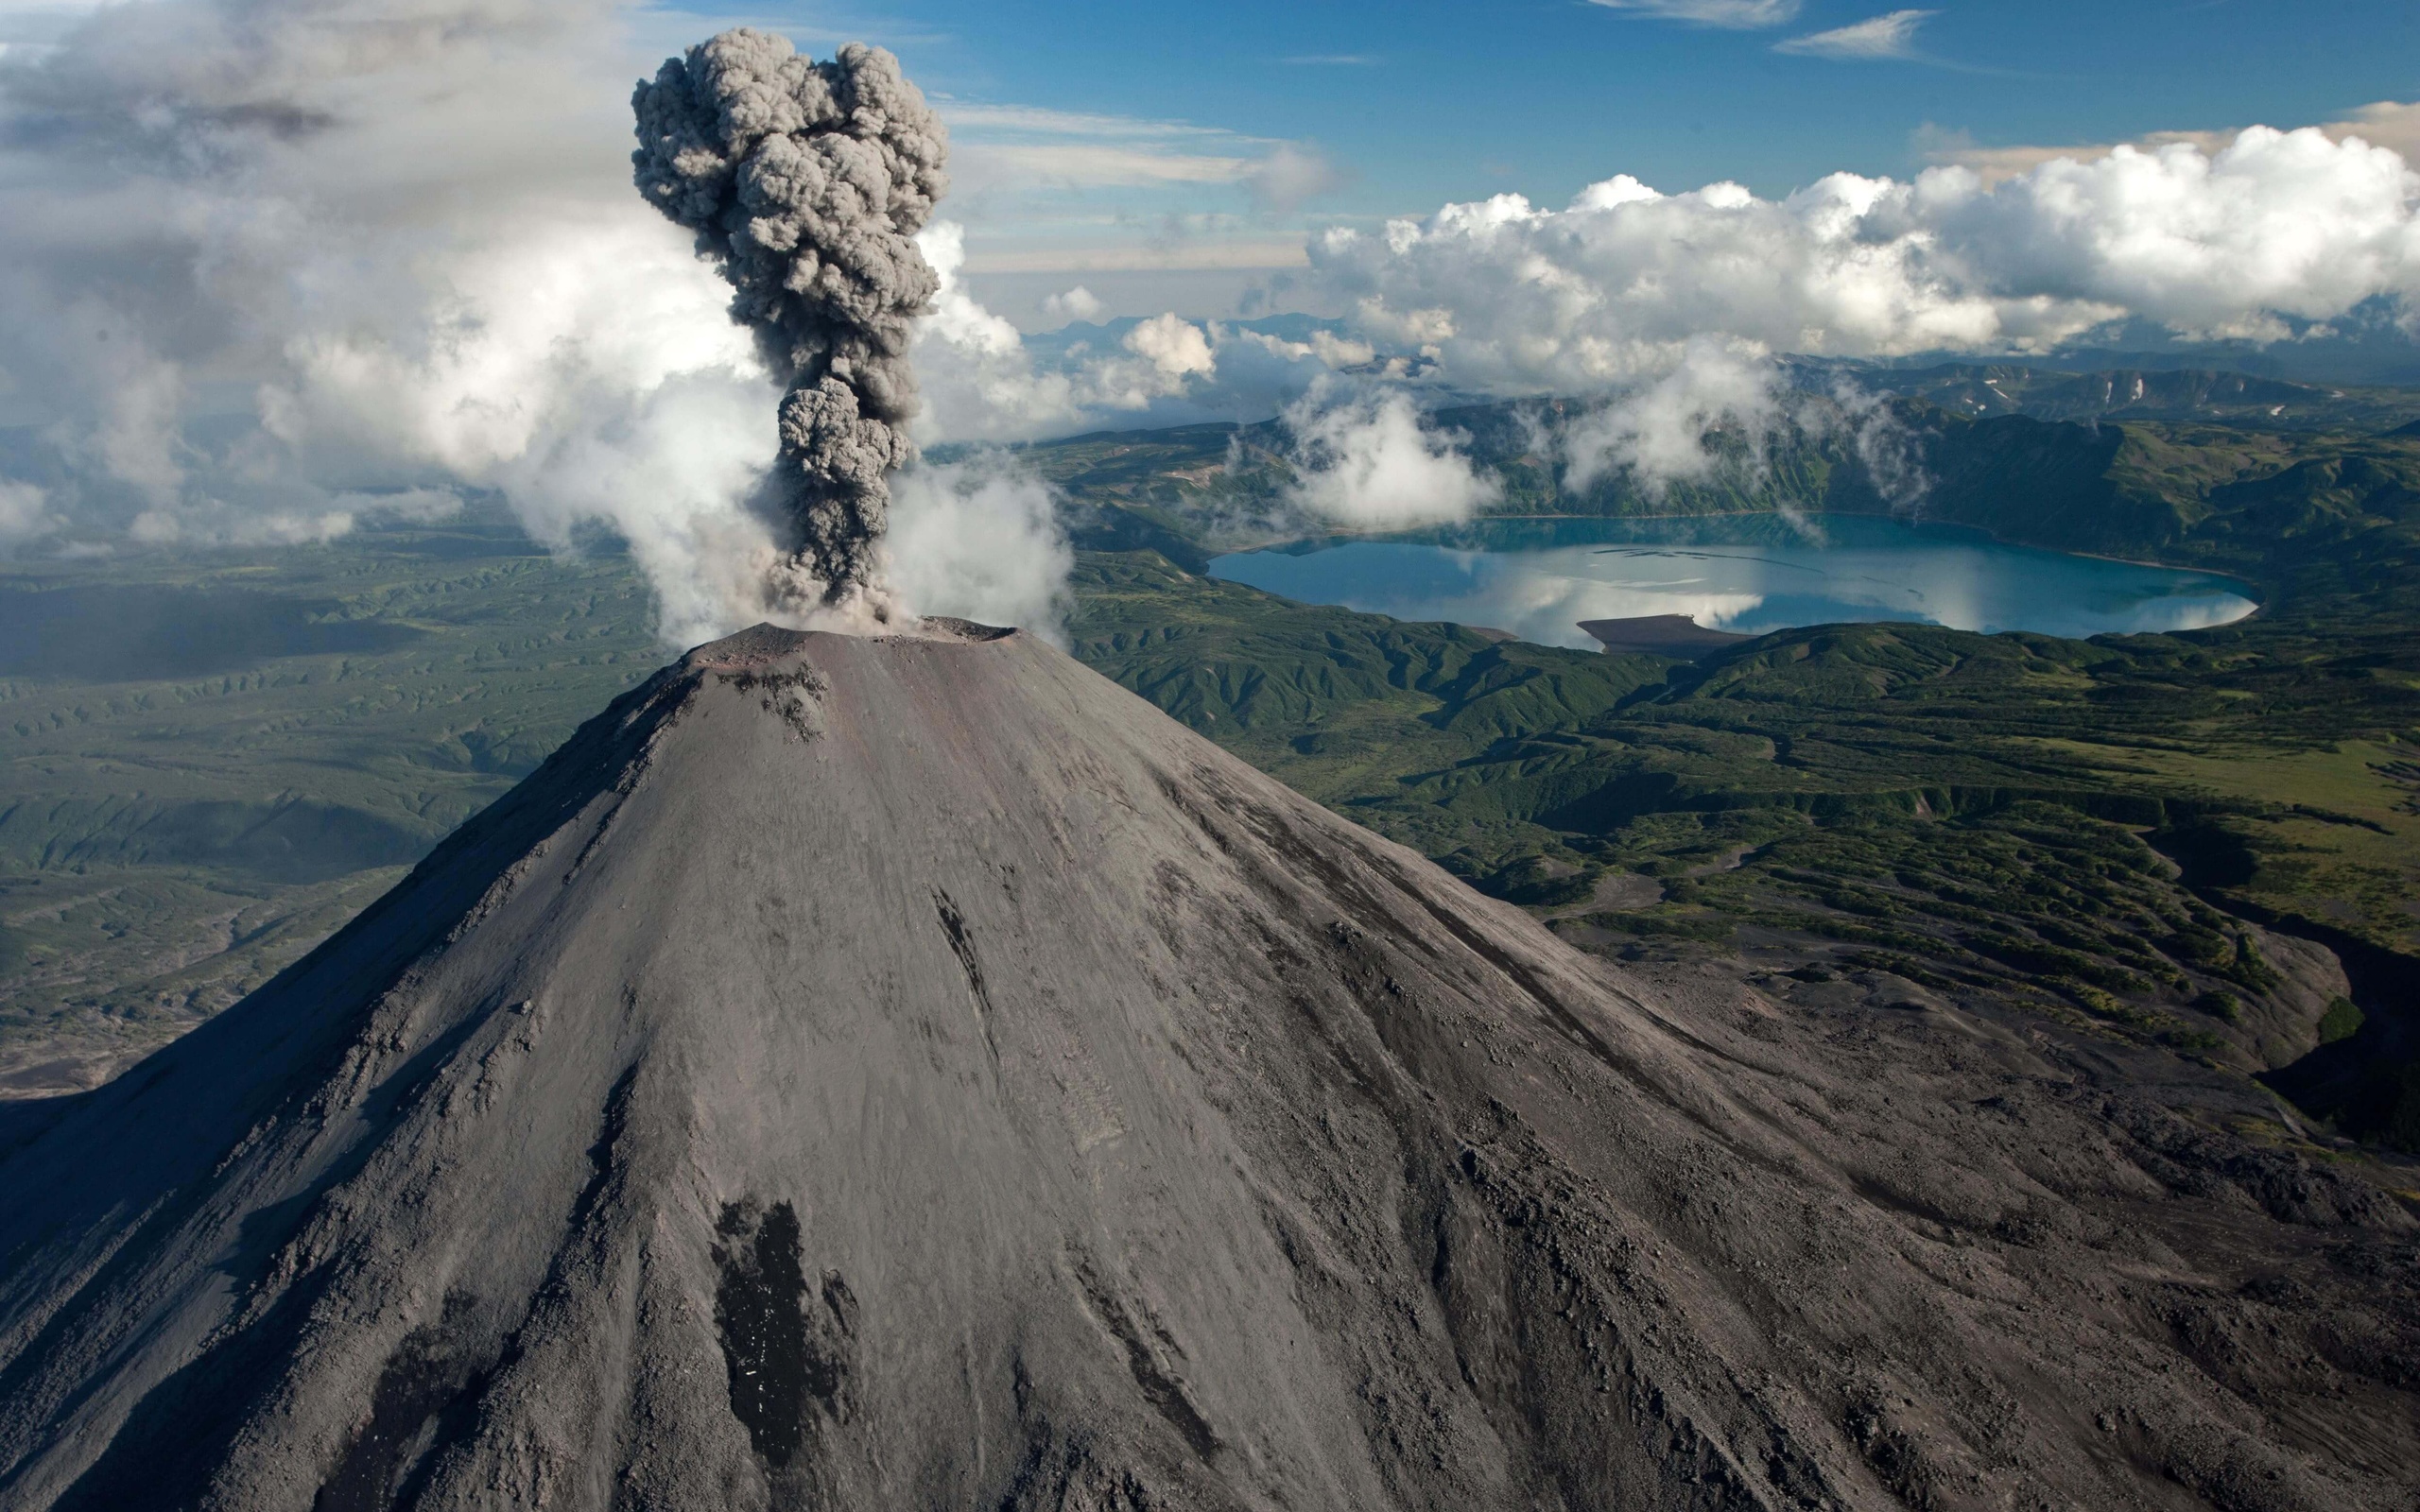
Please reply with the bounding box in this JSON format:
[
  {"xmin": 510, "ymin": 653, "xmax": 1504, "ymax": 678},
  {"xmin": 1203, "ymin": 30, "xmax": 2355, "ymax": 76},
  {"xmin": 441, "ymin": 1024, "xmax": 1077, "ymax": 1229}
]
[{"xmin": 695, "ymin": 0, "xmax": 2419, "ymax": 320}]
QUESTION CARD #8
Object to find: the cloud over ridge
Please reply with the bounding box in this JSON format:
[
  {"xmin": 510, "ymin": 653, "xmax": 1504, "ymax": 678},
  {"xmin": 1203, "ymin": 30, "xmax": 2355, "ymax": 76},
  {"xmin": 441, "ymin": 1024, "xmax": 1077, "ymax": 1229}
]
[{"xmin": 1308, "ymin": 125, "xmax": 2420, "ymax": 396}]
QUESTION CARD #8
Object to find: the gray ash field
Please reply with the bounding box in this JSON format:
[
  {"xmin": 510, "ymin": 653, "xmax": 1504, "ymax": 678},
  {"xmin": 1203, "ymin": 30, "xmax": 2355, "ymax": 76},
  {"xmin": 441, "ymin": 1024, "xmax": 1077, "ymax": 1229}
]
[{"xmin": 0, "ymin": 624, "xmax": 2411, "ymax": 1509}]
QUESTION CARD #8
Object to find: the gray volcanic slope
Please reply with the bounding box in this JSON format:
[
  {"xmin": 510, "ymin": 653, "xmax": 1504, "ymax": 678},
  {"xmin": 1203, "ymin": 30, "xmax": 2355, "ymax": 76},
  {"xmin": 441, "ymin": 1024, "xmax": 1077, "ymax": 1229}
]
[{"xmin": 0, "ymin": 624, "xmax": 2412, "ymax": 1511}]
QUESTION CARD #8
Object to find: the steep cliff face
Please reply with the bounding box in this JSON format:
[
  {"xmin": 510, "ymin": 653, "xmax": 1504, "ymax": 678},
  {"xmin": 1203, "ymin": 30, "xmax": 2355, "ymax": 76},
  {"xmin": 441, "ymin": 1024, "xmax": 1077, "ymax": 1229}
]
[{"xmin": 0, "ymin": 623, "xmax": 2410, "ymax": 1511}]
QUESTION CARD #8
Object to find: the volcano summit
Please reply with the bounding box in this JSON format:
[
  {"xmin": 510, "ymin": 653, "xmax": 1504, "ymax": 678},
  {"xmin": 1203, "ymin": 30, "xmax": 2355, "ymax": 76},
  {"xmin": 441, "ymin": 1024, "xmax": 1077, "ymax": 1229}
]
[{"xmin": 0, "ymin": 625, "xmax": 2411, "ymax": 1510}]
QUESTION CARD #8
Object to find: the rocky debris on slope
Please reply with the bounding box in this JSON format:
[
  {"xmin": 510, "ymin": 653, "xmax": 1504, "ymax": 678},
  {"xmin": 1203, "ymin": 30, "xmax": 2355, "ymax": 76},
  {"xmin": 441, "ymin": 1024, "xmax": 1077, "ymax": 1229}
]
[{"xmin": 0, "ymin": 622, "xmax": 2411, "ymax": 1511}]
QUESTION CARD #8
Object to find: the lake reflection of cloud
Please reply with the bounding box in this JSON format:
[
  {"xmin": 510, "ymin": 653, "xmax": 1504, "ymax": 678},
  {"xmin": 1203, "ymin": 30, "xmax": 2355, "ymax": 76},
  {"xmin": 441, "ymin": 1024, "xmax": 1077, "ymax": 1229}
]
[
  {"xmin": 1450, "ymin": 569, "xmax": 1764, "ymax": 648},
  {"xmin": 2118, "ymin": 593, "xmax": 2260, "ymax": 633},
  {"xmin": 1247, "ymin": 558, "xmax": 1764, "ymax": 649},
  {"xmin": 1211, "ymin": 518, "xmax": 2257, "ymax": 648}
]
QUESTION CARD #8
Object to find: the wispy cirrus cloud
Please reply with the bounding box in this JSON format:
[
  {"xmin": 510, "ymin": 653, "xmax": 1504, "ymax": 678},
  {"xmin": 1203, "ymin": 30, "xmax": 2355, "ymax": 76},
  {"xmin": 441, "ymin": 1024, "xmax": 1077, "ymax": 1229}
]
[
  {"xmin": 942, "ymin": 100, "xmax": 1347, "ymax": 200},
  {"xmin": 1776, "ymin": 9, "xmax": 1936, "ymax": 60},
  {"xmin": 935, "ymin": 100, "xmax": 1344, "ymax": 275},
  {"xmin": 938, "ymin": 103, "xmax": 1231, "ymax": 140},
  {"xmin": 1587, "ymin": 0, "xmax": 1801, "ymax": 28},
  {"xmin": 942, "ymin": 103, "xmax": 1254, "ymax": 190},
  {"xmin": 958, "ymin": 142, "xmax": 1251, "ymax": 189}
]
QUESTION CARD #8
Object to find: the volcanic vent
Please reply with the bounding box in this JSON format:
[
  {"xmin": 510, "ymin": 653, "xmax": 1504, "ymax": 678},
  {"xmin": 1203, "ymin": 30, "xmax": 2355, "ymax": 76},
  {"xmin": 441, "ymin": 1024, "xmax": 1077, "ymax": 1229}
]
[{"xmin": 0, "ymin": 625, "xmax": 2411, "ymax": 1510}]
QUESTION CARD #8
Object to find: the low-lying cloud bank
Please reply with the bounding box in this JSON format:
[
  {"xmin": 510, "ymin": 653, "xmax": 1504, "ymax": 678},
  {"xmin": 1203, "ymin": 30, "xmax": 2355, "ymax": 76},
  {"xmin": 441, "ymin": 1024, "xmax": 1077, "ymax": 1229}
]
[{"xmin": 0, "ymin": 0, "xmax": 2414, "ymax": 642}]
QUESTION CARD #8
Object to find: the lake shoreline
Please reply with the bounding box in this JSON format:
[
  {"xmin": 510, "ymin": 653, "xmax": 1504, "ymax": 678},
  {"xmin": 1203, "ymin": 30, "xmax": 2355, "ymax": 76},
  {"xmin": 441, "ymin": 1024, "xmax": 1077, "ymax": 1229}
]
[
  {"xmin": 1242, "ymin": 507, "xmax": 2268, "ymax": 604},
  {"xmin": 1208, "ymin": 511, "xmax": 2261, "ymax": 646}
]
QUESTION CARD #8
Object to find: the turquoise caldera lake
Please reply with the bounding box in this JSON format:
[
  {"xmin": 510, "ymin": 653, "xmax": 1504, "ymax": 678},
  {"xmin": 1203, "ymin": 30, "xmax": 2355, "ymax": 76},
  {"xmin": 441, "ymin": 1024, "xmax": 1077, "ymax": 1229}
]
[{"xmin": 1206, "ymin": 515, "xmax": 2257, "ymax": 652}]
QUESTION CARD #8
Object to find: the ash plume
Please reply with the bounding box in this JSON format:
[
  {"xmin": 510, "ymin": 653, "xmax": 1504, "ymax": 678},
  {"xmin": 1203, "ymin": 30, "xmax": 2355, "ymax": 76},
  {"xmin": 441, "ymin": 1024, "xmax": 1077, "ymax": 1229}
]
[{"xmin": 632, "ymin": 28, "xmax": 948, "ymax": 615}]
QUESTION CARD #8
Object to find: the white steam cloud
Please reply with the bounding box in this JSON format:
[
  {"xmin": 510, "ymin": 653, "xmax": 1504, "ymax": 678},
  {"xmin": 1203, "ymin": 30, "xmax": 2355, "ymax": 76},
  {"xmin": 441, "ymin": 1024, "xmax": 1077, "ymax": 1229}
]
[
  {"xmin": 0, "ymin": 0, "xmax": 818, "ymax": 644},
  {"xmin": 886, "ymin": 459, "xmax": 1073, "ymax": 642},
  {"xmin": 0, "ymin": 0, "xmax": 1084, "ymax": 646}
]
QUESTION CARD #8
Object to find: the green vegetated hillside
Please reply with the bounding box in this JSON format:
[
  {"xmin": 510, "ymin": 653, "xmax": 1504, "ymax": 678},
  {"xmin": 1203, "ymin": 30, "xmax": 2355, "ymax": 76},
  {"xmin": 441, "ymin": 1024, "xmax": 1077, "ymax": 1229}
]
[
  {"xmin": 1020, "ymin": 367, "xmax": 2420, "ymax": 571},
  {"xmin": 3, "ymin": 383, "xmax": 2419, "ymax": 1170},
  {"xmin": 1052, "ymin": 408, "xmax": 2420, "ymax": 1159},
  {"xmin": 0, "ymin": 507, "xmax": 658, "ymax": 1091},
  {"xmin": 1848, "ymin": 361, "xmax": 2420, "ymax": 434}
]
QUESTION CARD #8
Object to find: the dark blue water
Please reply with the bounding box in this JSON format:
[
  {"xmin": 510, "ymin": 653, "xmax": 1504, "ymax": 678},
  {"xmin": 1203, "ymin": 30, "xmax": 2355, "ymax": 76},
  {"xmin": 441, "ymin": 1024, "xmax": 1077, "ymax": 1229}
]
[{"xmin": 1207, "ymin": 515, "xmax": 2256, "ymax": 650}]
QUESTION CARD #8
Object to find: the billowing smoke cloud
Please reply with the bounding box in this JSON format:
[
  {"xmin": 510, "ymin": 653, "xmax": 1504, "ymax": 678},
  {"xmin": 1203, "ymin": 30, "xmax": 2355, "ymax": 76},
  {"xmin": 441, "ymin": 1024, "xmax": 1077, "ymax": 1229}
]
[
  {"xmin": 632, "ymin": 29, "xmax": 947, "ymax": 617},
  {"xmin": 0, "ymin": 0, "xmax": 1097, "ymax": 645}
]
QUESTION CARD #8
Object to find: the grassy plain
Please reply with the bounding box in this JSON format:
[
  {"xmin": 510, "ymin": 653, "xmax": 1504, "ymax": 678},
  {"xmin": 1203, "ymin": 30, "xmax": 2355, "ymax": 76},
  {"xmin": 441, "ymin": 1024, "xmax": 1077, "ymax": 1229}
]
[{"xmin": 0, "ymin": 508, "xmax": 656, "ymax": 1090}]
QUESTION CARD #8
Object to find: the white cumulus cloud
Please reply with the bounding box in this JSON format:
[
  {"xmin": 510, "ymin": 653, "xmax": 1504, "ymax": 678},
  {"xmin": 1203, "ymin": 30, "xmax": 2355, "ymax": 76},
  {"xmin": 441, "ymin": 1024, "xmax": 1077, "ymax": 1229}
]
[
  {"xmin": 1311, "ymin": 124, "xmax": 2420, "ymax": 396},
  {"xmin": 1923, "ymin": 99, "xmax": 2420, "ymax": 186},
  {"xmin": 1043, "ymin": 285, "xmax": 1107, "ymax": 321},
  {"xmin": 911, "ymin": 222, "xmax": 1085, "ymax": 442},
  {"xmin": 1561, "ymin": 339, "xmax": 1780, "ymax": 492},
  {"xmin": 0, "ymin": 479, "xmax": 54, "ymax": 548},
  {"xmin": 1283, "ymin": 385, "xmax": 1499, "ymax": 528},
  {"xmin": 1067, "ymin": 313, "xmax": 1221, "ymax": 411},
  {"xmin": 1247, "ymin": 143, "xmax": 1348, "ymax": 212}
]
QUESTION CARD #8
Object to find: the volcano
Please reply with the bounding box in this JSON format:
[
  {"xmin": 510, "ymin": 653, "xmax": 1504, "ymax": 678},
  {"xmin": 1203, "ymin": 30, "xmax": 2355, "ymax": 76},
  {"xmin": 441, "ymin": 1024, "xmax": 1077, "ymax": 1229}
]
[{"xmin": 0, "ymin": 623, "xmax": 2411, "ymax": 1510}]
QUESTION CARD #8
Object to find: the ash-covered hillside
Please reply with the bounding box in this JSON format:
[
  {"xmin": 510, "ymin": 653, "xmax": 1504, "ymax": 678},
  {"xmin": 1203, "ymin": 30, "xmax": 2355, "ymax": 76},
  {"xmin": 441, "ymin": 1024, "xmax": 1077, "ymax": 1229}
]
[{"xmin": 0, "ymin": 624, "xmax": 2411, "ymax": 1510}]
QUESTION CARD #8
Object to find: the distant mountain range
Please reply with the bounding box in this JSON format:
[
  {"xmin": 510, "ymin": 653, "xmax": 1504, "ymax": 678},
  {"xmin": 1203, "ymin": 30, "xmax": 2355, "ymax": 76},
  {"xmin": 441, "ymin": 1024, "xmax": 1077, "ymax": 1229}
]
[{"xmin": 1790, "ymin": 359, "xmax": 2420, "ymax": 434}]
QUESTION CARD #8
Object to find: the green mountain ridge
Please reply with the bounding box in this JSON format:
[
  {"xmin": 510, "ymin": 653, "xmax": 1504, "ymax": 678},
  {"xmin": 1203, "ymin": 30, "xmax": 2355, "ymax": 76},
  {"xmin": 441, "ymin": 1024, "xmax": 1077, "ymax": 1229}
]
[{"xmin": 1013, "ymin": 383, "xmax": 2420, "ymax": 607}]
